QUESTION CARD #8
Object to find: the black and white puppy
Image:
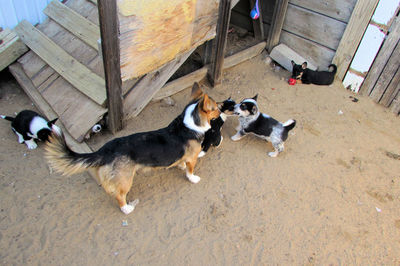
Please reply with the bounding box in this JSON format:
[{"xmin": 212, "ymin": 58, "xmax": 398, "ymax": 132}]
[
  {"xmin": 231, "ymin": 95, "xmax": 296, "ymax": 157},
  {"xmin": 291, "ymin": 61, "xmax": 337, "ymax": 85},
  {"xmin": 1, "ymin": 110, "xmax": 60, "ymax": 149},
  {"xmin": 199, "ymin": 98, "xmax": 236, "ymax": 157}
]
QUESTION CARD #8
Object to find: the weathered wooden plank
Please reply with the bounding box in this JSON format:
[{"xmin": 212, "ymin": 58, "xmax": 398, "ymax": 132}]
[
  {"xmin": 380, "ymin": 66, "xmax": 400, "ymax": 107},
  {"xmin": 280, "ymin": 31, "xmax": 336, "ymax": 68},
  {"xmin": 369, "ymin": 41, "xmax": 400, "ymax": 103},
  {"xmin": 44, "ymin": 0, "xmax": 100, "ymax": 50},
  {"xmin": 267, "ymin": 0, "xmax": 289, "ymax": 52},
  {"xmin": 153, "ymin": 41, "xmax": 266, "ymax": 101},
  {"xmin": 0, "ymin": 29, "xmax": 28, "ymax": 71},
  {"xmin": 390, "ymin": 90, "xmax": 400, "ymax": 115},
  {"xmin": 209, "ymin": 0, "xmax": 232, "ymax": 86},
  {"xmin": 249, "ymin": 0, "xmax": 264, "ymax": 40},
  {"xmin": 152, "ymin": 67, "xmax": 208, "ymax": 101},
  {"xmin": 359, "ymin": 15, "xmax": 400, "ymax": 96},
  {"xmin": 15, "ymin": 20, "xmax": 107, "ymax": 106},
  {"xmin": 289, "ymin": 0, "xmax": 357, "ymax": 23},
  {"xmin": 118, "ymin": 0, "xmax": 218, "ymax": 81},
  {"xmin": 98, "ymin": 0, "xmax": 123, "ymax": 133},
  {"xmin": 283, "ymin": 4, "xmax": 346, "ymax": 51},
  {"xmin": 8, "ymin": 62, "xmax": 94, "ymax": 153},
  {"xmin": 333, "ymin": 0, "xmax": 379, "ymax": 80},
  {"xmin": 124, "ymin": 48, "xmax": 196, "ymax": 119}
]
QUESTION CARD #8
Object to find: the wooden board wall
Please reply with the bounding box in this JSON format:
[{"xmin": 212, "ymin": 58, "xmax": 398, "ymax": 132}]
[
  {"xmin": 117, "ymin": 0, "xmax": 219, "ymax": 81},
  {"xmin": 231, "ymin": 0, "xmax": 357, "ymax": 69}
]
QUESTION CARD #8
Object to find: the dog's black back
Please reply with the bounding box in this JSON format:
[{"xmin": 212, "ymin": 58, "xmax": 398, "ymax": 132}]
[{"xmin": 291, "ymin": 61, "xmax": 337, "ymax": 85}]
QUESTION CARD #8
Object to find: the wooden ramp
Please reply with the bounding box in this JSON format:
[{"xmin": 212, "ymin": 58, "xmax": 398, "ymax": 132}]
[{"xmin": 11, "ymin": 0, "xmax": 107, "ymax": 142}]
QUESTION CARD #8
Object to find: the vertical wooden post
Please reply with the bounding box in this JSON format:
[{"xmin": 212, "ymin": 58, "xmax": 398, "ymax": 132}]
[
  {"xmin": 208, "ymin": 0, "xmax": 232, "ymax": 87},
  {"xmin": 203, "ymin": 40, "xmax": 214, "ymax": 66},
  {"xmin": 97, "ymin": 0, "xmax": 124, "ymax": 133},
  {"xmin": 332, "ymin": 0, "xmax": 379, "ymax": 81},
  {"xmin": 249, "ymin": 0, "xmax": 264, "ymax": 40},
  {"xmin": 266, "ymin": 0, "xmax": 289, "ymax": 52}
]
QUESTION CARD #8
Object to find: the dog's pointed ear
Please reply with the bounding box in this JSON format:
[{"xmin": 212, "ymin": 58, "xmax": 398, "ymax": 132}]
[
  {"xmin": 252, "ymin": 94, "xmax": 258, "ymax": 101},
  {"xmin": 48, "ymin": 118, "xmax": 58, "ymax": 126},
  {"xmin": 301, "ymin": 62, "xmax": 307, "ymax": 69},
  {"xmin": 251, "ymin": 104, "xmax": 258, "ymax": 115},
  {"xmin": 191, "ymin": 82, "xmax": 204, "ymax": 100},
  {"xmin": 291, "ymin": 60, "xmax": 295, "ymax": 66}
]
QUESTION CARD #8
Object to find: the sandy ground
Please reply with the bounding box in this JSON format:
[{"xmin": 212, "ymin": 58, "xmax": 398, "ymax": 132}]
[{"xmin": 0, "ymin": 55, "xmax": 399, "ymax": 265}]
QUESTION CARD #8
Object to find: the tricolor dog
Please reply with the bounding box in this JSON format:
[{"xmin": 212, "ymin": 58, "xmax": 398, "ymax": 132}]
[
  {"xmin": 1, "ymin": 110, "xmax": 60, "ymax": 149},
  {"xmin": 45, "ymin": 83, "xmax": 220, "ymax": 214},
  {"xmin": 231, "ymin": 95, "xmax": 296, "ymax": 157}
]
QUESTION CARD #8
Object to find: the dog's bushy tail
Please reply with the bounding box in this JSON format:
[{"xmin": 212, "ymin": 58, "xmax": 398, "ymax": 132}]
[
  {"xmin": 283, "ymin": 119, "xmax": 296, "ymax": 132},
  {"xmin": 328, "ymin": 64, "xmax": 337, "ymax": 74},
  {"xmin": 1, "ymin": 115, "xmax": 14, "ymax": 122},
  {"xmin": 45, "ymin": 130, "xmax": 102, "ymax": 176}
]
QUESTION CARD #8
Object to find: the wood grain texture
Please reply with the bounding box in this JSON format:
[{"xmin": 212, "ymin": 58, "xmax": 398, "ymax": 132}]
[
  {"xmin": 390, "ymin": 90, "xmax": 400, "ymax": 115},
  {"xmin": 44, "ymin": 0, "xmax": 100, "ymax": 50},
  {"xmin": 209, "ymin": 0, "xmax": 232, "ymax": 86},
  {"xmin": 123, "ymin": 48, "xmax": 196, "ymax": 119},
  {"xmin": 98, "ymin": 0, "xmax": 124, "ymax": 133},
  {"xmin": 332, "ymin": 0, "xmax": 379, "ymax": 80},
  {"xmin": 15, "ymin": 20, "xmax": 107, "ymax": 106},
  {"xmin": 280, "ymin": 31, "xmax": 335, "ymax": 68},
  {"xmin": 0, "ymin": 29, "xmax": 28, "ymax": 71},
  {"xmin": 283, "ymin": 4, "xmax": 346, "ymax": 50},
  {"xmin": 380, "ymin": 66, "xmax": 400, "ymax": 107},
  {"xmin": 117, "ymin": 0, "xmax": 218, "ymax": 81},
  {"xmin": 359, "ymin": 15, "xmax": 400, "ymax": 96},
  {"xmin": 289, "ymin": 0, "xmax": 357, "ymax": 23},
  {"xmin": 369, "ymin": 41, "xmax": 400, "ymax": 103},
  {"xmin": 267, "ymin": 0, "xmax": 289, "ymax": 52}
]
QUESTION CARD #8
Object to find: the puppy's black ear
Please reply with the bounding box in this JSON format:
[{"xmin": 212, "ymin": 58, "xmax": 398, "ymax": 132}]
[
  {"xmin": 291, "ymin": 60, "xmax": 295, "ymax": 66},
  {"xmin": 252, "ymin": 94, "xmax": 258, "ymax": 101},
  {"xmin": 301, "ymin": 62, "xmax": 307, "ymax": 69},
  {"xmin": 48, "ymin": 118, "xmax": 58, "ymax": 126}
]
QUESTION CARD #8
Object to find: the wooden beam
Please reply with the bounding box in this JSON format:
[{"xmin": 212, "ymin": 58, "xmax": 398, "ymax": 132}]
[
  {"xmin": 390, "ymin": 90, "xmax": 400, "ymax": 115},
  {"xmin": 123, "ymin": 48, "xmax": 196, "ymax": 119},
  {"xmin": 152, "ymin": 67, "xmax": 208, "ymax": 101},
  {"xmin": 8, "ymin": 62, "xmax": 93, "ymax": 154},
  {"xmin": 266, "ymin": 0, "xmax": 289, "ymax": 52},
  {"xmin": 14, "ymin": 20, "xmax": 106, "ymax": 106},
  {"xmin": 249, "ymin": 0, "xmax": 264, "ymax": 40},
  {"xmin": 208, "ymin": 0, "xmax": 232, "ymax": 87},
  {"xmin": 44, "ymin": 0, "xmax": 100, "ymax": 51},
  {"xmin": 359, "ymin": 15, "xmax": 400, "ymax": 96},
  {"xmin": 98, "ymin": 0, "xmax": 124, "ymax": 133},
  {"xmin": 0, "ymin": 28, "xmax": 28, "ymax": 71},
  {"xmin": 332, "ymin": 0, "xmax": 379, "ymax": 81},
  {"xmin": 369, "ymin": 41, "xmax": 400, "ymax": 103},
  {"xmin": 153, "ymin": 42, "xmax": 266, "ymax": 100}
]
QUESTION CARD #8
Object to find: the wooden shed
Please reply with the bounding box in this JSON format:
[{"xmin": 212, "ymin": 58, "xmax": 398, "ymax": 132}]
[{"xmin": 6, "ymin": 0, "xmax": 399, "ymax": 151}]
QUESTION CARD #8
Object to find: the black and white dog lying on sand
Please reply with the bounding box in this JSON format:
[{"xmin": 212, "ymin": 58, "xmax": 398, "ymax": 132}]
[{"xmin": 231, "ymin": 95, "xmax": 296, "ymax": 157}]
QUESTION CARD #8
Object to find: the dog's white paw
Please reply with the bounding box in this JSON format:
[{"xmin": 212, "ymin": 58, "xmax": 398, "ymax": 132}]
[
  {"xmin": 120, "ymin": 199, "xmax": 139, "ymax": 215},
  {"xmin": 198, "ymin": 151, "xmax": 206, "ymax": 158},
  {"xmin": 187, "ymin": 174, "xmax": 201, "ymax": 184},
  {"xmin": 268, "ymin": 151, "xmax": 279, "ymax": 157},
  {"xmin": 25, "ymin": 140, "xmax": 37, "ymax": 150},
  {"xmin": 231, "ymin": 133, "xmax": 242, "ymax": 141}
]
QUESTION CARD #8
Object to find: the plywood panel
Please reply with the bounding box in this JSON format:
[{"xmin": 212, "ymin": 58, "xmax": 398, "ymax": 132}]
[
  {"xmin": 289, "ymin": 0, "xmax": 357, "ymax": 23},
  {"xmin": 117, "ymin": 0, "xmax": 219, "ymax": 81},
  {"xmin": 283, "ymin": 4, "xmax": 346, "ymax": 50}
]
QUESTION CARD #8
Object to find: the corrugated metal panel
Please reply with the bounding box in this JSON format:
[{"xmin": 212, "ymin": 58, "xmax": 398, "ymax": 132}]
[{"xmin": 0, "ymin": 0, "xmax": 61, "ymax": 29}]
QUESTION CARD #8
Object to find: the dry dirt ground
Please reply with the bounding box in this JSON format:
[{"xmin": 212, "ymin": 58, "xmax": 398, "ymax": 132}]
[{"xmin": 0, "ymin": 55, "xmax": 399, "ymax": 265}]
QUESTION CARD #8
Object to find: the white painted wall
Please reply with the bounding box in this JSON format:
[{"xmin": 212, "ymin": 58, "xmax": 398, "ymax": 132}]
[{"xmin": 0, "ymin": 0, "xmax": 60, "ymax": 29}]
